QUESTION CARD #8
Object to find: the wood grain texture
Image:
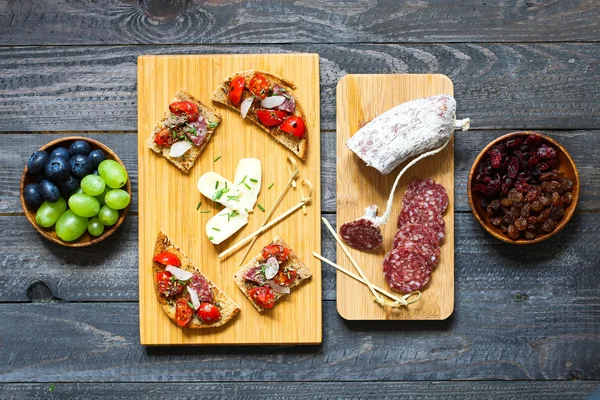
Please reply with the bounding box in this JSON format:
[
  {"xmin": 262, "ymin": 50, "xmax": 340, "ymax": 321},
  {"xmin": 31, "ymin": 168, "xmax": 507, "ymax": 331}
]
[
  {"xmin": 1, "ymin": 44, "xmax": 599, "ymax": 132},
  {"xmin": 0, "ymin": 295, "xmax": 598, "ymax": 381},
  {"xmin": 336, "ymin": 74, "xmax": 454, "ymax": 320},
  {"xmin": 137, "ymin": 54, "xmax": 321, "ymax": 345},
  {"xmin": 1, "ymin": 0, "xmax": 598, "ymax": 45},
  {"xmin": 1, "ymin": 381, "xmax": 598, "ymax": 399},
  {"xmin": 1, "ymin": 129, "xmax": 599, "ymax": 216}
]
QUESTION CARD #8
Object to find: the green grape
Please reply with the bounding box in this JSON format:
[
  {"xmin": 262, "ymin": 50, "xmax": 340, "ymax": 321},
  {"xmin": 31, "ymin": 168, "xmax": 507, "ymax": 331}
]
[
  {"xmin": 81, "ymin": 174, "xmax": 106, "ymax": 196},
  {"xmin": 87, "ymin": 217, "xmax": 105, "ymax": 237},
  {"xmin": 98, "ymin": 160, "xmax": 128, "ymax": 189},
  {"xmin": 35, "ymin": 198, "xmax": 67, "ymax": 228},
  {"xmin": 98, "ymin": 205, "xmax": 119, "ymax": 226},
  {"xmin": 55, "ymin": 210, "xmax": 88, "ymax": 242},
  {"xmin": 105, "ymin": 189, "xmax": 130, "ymax": 210},
  {"xmin": 71, "ymin": 186, "xmax": 84, "ymax": 195},
  {"xmin": 96, "ymin": 187, "xmax": 110, "ymax": 206},
  {"xmin": 68, "ymin": 193, "xmax": 100, "ymax": 218}
]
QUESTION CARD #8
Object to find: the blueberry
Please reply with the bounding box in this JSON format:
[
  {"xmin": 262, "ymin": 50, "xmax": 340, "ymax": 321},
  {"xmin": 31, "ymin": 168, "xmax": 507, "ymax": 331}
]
[
  {"xmin": 50, "ymin": 147, "xmax": 70, "ymax": 160},
  {"xmin": 58, "ymin": 174, "xmax": 80, "ymax": 196},
  {"xmin": 69, "ymin": 154, "xmax": 92, "ymax": 178},
  {"xmin": 23, "ymin": 183, "xmax": 44, "ymax": 209},
  {"xmin": 45, "ymin": 156, "xmax": 70, "ymax": 182},
  {"xmin": 88, "ymin": 149, "xmax": 106, "ymax": 169},
  {"xmin": 39, "ymin": 180, "xmax": 61, "ymax": 202},
  {"xmin": 27, "ymin": 151, "xmax": 48, "ymax": 174},
  {"xmin": 69, "ymin": 140, "xmax": 91, "ymax": 157}
]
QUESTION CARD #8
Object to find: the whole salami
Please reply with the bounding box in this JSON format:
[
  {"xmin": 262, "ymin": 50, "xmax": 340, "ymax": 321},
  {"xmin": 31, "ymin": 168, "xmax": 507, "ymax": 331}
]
[
  {"xmin": 339, "ymin": 204, "xmax": 383, "ymax": 251},
  {"xmin": 382, "ymin": 247, "xmax": 432, "ymax": 293}
]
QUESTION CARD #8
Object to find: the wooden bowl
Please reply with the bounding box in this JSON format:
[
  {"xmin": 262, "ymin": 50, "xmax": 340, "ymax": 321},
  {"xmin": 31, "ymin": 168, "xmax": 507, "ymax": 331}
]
[
  {"xmin": 468, "ymin": 131, "xmax": 579, "ymax": 244},
  {"xmin": 20, "ymin": 136, "xmax": 131, "ymax": 247}
]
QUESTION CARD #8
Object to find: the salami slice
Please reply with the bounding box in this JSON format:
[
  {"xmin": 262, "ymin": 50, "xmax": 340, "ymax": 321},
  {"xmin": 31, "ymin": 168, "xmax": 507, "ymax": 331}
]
[
  {"xmin": 382, "ymin": 247, "xmax": 432, "ymax": 293},
  {"xmin": 402, "ymin": 178, "xmax": 449, "ymax": 215},
  {"xmin": 397, "ymin": 203, "xmax": 446, "ymax": 241},
  {"xmin": 189, "ymin": 274, "xmax": 213, "ymax": 303},
  {"xmin": 242, "ymin": 265, "xmax": 267, "ymax": 286},
  {"xmin": 395, "ymin": 241, "xmax": 440, "ymax": 268},
  {"xmin": 339, "ymin": 218, "xmax": 383, "ymax": 251},
  {"xmin": 392, "ymin": 223, "xmax": 439, "ymax": 249}
]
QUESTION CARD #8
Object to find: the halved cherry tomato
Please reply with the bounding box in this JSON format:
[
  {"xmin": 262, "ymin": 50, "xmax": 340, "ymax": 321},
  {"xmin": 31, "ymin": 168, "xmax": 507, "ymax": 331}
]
[
  {"xmin": 256, "ymin": 110, "xmax": 287, "ymax": 127},
  {"xmin": 197, "ymin": 302, "xmax": 221, "ymax": 323},
  {"xmin": 248, "ymin": 74, "xmax": 270, "ymax": 99},
  {"xmin": 175, "ymin": 298, "xmax": 193, "ymax": 327},
  {"xmin": 169, "ymin": 101, "xmax": 199, "ymax": 121},
  {"xmin": 273, "ymin": 268, "xmax": 297, "ymax": 287},
  {"xmin": 156, "ymin": 271, "xmax": 184, "ymax": 297},
  {"xmin": 228, "ymin": 76, "xmax": 245, "ymax": 106},
  {"xmin": 153, "ymin": 251, "xmax": 181, "ymax": 266},
  {"xmin": 262, "ymin": 244, "xmax": 292, "ymax": 264},
  {"xmin": 280, "ymin": 116, "xmax": 306, "ymax": 138},
  {"xmin": 154, "ymin": 127, "xmax": 173, "ymax": 147},
  {"xmin": 248, "ymin": 286, "xmax": 276, "ymax": 309}
]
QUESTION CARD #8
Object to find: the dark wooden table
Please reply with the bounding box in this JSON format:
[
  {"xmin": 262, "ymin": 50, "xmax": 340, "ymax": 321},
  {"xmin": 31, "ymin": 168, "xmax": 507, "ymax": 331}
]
[{"xmin": 1, "ymin": 1, "xmax": 599, "ymax": 398}]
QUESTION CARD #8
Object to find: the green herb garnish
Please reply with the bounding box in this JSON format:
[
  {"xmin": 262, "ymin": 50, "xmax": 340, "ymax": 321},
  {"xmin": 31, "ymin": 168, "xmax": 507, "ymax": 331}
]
[
  {"xmin": 215, "ymin": 181, "xmax": 219, "ymax": 190},
  {"xmin": 212, "ymin": 190, "xmax": 224, "ymax": 200},
  {"xmin": 49, "ymin": 385, "xmax": 55, "ymax": 392},
  {"xmin": 187, "ymin": 301, "xmax": 195, "ymax": 309},
  {"xmin": 200, "ymin": 210, "xmax": 210, "ymax": 214},
  {"xmin": 225, "ymin": 181, "xmax": 228, "ymax": 189},
  {"xmin": 208, "ymin": 236, "xmax": 214, "ymax": 240},
  {"xmin": 249, "ymin": 178, "xmax": 258, "ymax": 183},
  {"xmin": 208, "ymin": 121, "xmax": 219, "ymax": 129},
  {"xmin": 226, "ymin": 194, "xmax": 241, "ymax": 201},
  {"xmin": 238, "ymin": 175, "xmax": 247, "ymax": 186},
  {"xmin": 196, "ymin": 201, "xmax": 201, "ymax": 210},
  {"xmin": 213, "ymin": 155, "xmax": 221, "ymax": 163},
  {"xmin": 244, "ymin": 183, "xmax": 251, "ymax": 190},
  {"xmin": 257, "ymin": 204, "xmax": 265, "ymax": 212},
  {"xmin": 268, "ymin": 182, "xmax": 275, "ymax": 190},
  {"xmin": 212, "ymin": 227, "xmax": 221, "ymax": 232}
]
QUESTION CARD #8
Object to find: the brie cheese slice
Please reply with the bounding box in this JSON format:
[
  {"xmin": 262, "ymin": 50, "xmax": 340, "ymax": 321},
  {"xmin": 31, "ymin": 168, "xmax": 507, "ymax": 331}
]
[
  {"xmin": 197, "ymin": 171, "xmax": 243, "ymax": 210},
  {"xmin": 205, "ymin": 208, "xmax": 249, "ymax": 245}
]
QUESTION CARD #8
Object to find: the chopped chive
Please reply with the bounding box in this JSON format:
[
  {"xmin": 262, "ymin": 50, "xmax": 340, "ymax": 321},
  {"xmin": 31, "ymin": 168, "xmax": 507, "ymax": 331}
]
[
  {"xmin": 249, "ymin": 178, "xmax": 258, "ymax": 183},
  {"xmin": 49, "ymin": 385, "xmax": 55, "ymax": 392},
  {"xmin": 187, "ymin": 301, "xmax": 194, "ymax": 309},
  {"xmin": 268, "ymin": 182, "xmax": 275, "ymax": 190},
  {"xmin": 208, "ymin": 236, "xmax": 214, "ymax": 240},
  {"xmin": 244, "ymin": 183, "xmax": 251, "ymax": 190},
  {"xmin": 224, "ymin": 181, "xmax": 228, "ymax": 189},
  {"xmin": 215, "ymin": 181, "xmax": 219, "ymax": 189},
  {"xmin": 200, "ymin": 210, "xmax": 210, "ymax": 214},
  {"xmin": 212, "ymin": 227, "xmax": 221, "ymax": 231},
  {"xmin": 208, "ymin": 121, "xmax": 218, "ymax": 129},
  {"xmin": 257, "ymin": 204, "xmax": 265, "ymax": 212},
  {"xmin": 241, "ymin": 175, "xmax": 247, "ymax": 184},
  {"xmin": 213, "ymin": 155, "xmax": 221, "ymax": 163},
  {"xmin": 227, "ymin": 213, "xmax": 230, "ymax": 222},
  {"xmin": 196, "ymin": 201, "xmax": 201, "ymax": 210}
]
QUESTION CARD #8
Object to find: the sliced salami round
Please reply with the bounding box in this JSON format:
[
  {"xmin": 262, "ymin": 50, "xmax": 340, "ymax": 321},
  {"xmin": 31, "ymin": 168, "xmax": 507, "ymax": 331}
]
[
  {"xmin": 339, "ymin": 218, "xmax": 383, "ymax": 251},
  {"xmin": 402, "ymin": 178, "xmax": 449, "ymax": 215},
  {"xmin": 382, "ymin": 247, "xmax": 431, "ymax": 293},
  {"xmin": 397, "ymin": 203, "xmax": 446, "ymax": 242},
  {"xmin": 189, "ymin": 274, "xmax": 213, "ymax": 303},
  {"xmin": 394, "ymin": 241, "xmax": 440, "ymax": 268},
  {"xmin": 392, "ymin": 223, "xmax": 440, "ymax": 249}
]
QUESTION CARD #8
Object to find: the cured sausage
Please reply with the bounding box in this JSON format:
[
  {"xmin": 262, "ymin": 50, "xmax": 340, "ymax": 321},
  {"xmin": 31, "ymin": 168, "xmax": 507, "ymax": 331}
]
[
  {"xmin": 402, "ymin": 178, "xmax": 449, "ymax": 215},
  {"xmin": 382, "ymin": 247, "xmax": 432, "ymax": 293},
  {"xmin": 397, "ymin": 202, "xmax": 446, "ymax": 241},
  {"xmin": 339, "ymin": 204, "xmax": 383, "ymax": 250},
  {"xmin": 392, "ymin": 223, "xmax": 441, "ymax": 267}
]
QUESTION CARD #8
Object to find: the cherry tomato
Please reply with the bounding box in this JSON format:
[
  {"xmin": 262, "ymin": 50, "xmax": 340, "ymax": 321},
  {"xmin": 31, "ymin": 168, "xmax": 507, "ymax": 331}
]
[
  {"xmin": 153, "ymin": 251, "xmax": 181, "ymax": 266},
  {"xmin": 248, "ymin": 74, "xmax": 270, "ymax": 99},
  {"xmin": 280, "ymin": 116, "xmax": 306, "ymax": 138},
  {"xmin": 228, "ymin": 76, "xmax": 245, "ymax": 106},
  {"xmin": 154, "ymin": 127, "xmax": 173, "ymax": 147},
  {"xmin": 256, "ymin": 110, "xmax": 287, "ymax": 127},
  {"xmin": 197, "ymin": 302, "xmax": 221, "ymax": 323},
  {"xmin": 248, "ymin": 286, "xmax": 276, "ymax": 309},
  {"xmin": 273, "ymin": 268, "xmax": 297, "ymax": 287},
  {"xmin": 175, "ymin": 298, "xmax": 193, "ymax": 327},
  {"xmin": 262, "ymin": 244, "xmax": 292, "ymax": 264},
  {"xmin": 156, "ymin": 271, "xmax": 184, "ymax": 297},
  {"xmin": 169, "ymin": 101, "xmax": 199, "ymax": 121}
]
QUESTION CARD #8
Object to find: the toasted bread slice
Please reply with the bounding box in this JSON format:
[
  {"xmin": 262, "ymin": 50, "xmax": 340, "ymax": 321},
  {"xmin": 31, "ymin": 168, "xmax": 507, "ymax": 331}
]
[
  {"xmin": 233, "ymin": 236, "xmax": 312, "ymax": 312},
  {"xmin": 153, "ymin": 231, "xmax": 240, "ymax": 328},
  {"xmin": 147, "ymin": 90, "xmax": 221, "ymax": 174},
  {"xmin": 211, "ymin": 70, "xmax": 308, "ymax": 161}
]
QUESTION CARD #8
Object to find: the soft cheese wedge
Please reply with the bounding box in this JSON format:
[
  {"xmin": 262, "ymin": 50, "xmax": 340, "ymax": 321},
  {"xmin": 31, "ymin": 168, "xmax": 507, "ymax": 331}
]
[
  {"xmin": 197, "ymin": 171, "xmax": 242, "ymax": 210},
  {"xmin": 206, "ymin": 208, "xmax": 249, "ymax": 244},
  {"xmin": 233, "ymin": 158, "xmax": 262, "ymax": 211}
]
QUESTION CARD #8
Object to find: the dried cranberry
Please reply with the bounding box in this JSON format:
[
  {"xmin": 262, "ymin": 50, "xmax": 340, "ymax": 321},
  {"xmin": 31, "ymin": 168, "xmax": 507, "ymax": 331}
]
[
  {"xmin": 514, "ymin": 150, "xmax": 528, "ymax": 170},
  {"xmin": 505, "ymin": 137, "xmax": 523, "ymax": 149},
  {"xmin": 524, "ymin": 134, "xmax": 542, "ymax": 147},
  {"xmin": 538, "ymin": 162, "xmax": 550, "ymax": 172},
  {"xmin": 480, "ymin": 196, "xmax": 489, "ymax": 210},
  {"xmin": 501, "ymin": 176, "xmax": 513, "ymax": 195},
  {"xmin": 507, "ymin": 156, "xmax": 519, "ymax": 178},
  {"xmin": 514, "ymin": 181, "xmax": 530, "ymax": 193},
  {"xmin": 488, "ymin": 147, "xmax": 503, "ymax": 169}
]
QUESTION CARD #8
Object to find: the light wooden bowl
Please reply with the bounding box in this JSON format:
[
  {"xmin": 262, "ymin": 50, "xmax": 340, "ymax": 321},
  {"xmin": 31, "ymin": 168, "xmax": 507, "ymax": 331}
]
[
  {"xmin": 20, "ymin": 136, "xmax": 131, "ymax": 247},
  {"xmin": 468, "ymin": 131, "xmax": 579, "ymax": 245}
]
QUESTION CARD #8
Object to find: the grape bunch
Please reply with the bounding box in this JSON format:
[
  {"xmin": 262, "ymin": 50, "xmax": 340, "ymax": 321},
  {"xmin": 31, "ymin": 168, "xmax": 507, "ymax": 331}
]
[{"xmin": 23, "ymin": 140, "xmax": 130, "ymax": 242}]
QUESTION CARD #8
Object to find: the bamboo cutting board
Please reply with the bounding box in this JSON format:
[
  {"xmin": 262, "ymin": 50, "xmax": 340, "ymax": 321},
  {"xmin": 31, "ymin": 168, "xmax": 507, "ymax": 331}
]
[
  {"xmin": 336, "ymin": 74, "xmax": 454, "ymax": 321},
  {"xmin": 138, "ymin": 54, "xmax": 321, "ymax": 345}
]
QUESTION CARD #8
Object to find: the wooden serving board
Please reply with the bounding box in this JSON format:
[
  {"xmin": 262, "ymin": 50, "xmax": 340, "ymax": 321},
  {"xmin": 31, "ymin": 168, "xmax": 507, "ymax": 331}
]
[
  {"xmin": 336, "ymin": 74, "xmax": 454, "ymax": 321},
  {"xmin": 138, "ymin": 54, "xmax": 321, "ymax": 345}
]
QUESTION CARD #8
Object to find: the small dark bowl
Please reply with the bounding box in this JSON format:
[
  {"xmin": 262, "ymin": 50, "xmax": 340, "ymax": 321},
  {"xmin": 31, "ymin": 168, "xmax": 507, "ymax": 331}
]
[
  {"xmin": 20, "ymin": 136, "xmax": 131, "ymax": 247},
  {"xmin": 468, "ymin": 131, "xmax": 579, "ymax": 245}
]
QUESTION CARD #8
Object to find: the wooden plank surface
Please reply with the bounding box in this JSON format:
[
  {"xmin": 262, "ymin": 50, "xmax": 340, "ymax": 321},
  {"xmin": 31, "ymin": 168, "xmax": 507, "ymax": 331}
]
[
  {"xmin": 1, "ymin": 0, "xmax": 599, "ymax": 45},
  {"xmin": 1, "ymin": 44, "xmax": 599, "ymax": 132},
  {"xmin": 137, "ymin": 54, "xmax": 321, "ymax": 345},
  {"xmin": 336, "ymin": 74, "xmax": 454, "ymax": 320},
  {"xmin": 1, "ymin": 130, "xmax": 600, "ymax": 215},
  {"xmin": 1, "ymin": 381, "xmax": 598, "ymax": 399}
]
